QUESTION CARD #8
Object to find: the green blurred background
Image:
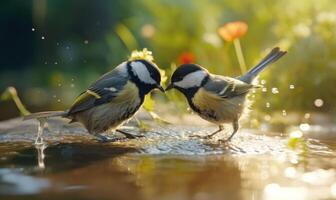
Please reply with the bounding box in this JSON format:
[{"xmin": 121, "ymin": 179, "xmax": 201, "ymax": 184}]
[{"xmin": 1, "ymin": 0, "xmax": 336, "ymax": 122}]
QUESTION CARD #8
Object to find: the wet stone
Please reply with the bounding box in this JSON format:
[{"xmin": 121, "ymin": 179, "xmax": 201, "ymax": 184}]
[{"xmin": 0, "ymin": 117, "xmax": 335, "ymax": 200}]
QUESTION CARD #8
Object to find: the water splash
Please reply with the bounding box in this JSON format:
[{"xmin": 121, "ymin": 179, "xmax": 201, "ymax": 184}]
[
  {"xmin": 272, "ymin": 87, "xmax": 279, "ymax": 94},
  {"xmin": 35, "ymin": 118, "xmax": 47, "ymax": 145},
  {"xmin": 314, "ymin": 99, "xmax": 324, "ymax": 107},
  {"xmin": 35, "ymin": 143, "xmax": 46, "ymax": 169},
  {"xmin": 282, "ymin": 110, "xmax": 287, "ymax": 116},
  {"xmin": 304, "ymin": 113, "xmax": 311, "ymax": 119},
  {"xmin": 299, "ymin": 123, "xmax": 310, "ymax": 131}
]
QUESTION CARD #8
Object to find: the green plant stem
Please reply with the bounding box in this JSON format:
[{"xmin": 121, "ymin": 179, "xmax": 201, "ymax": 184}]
[
  {"xmin": 7, "ymin": 87, "xmax": 30, "ymax": 116},
  {"xmin": 233, "ymin": 39, "xmax": 247, "ymax": 73}
]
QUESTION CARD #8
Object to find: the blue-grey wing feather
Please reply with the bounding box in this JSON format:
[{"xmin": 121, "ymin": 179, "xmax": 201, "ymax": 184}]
[
  {"xmin": 88, "ymin": 62, "xmax": 128, "ymax": 95},
  {"xmin": 68, "ymin": 63, "xmax": 129, "ymax": 114},
  {"xmin": 204, "ymin": 75, "xmax": 254, "ymax": 98}
]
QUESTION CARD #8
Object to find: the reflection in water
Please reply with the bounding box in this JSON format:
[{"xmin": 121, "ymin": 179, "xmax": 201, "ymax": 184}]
[
  {"xmin": 263, "ymin": 183, "xmax": 307, "ymax": 200},
  {"xmin": 0, "ymin": 119, "xmax": 336, "ymax": 199},
  {"xmin": 263, "ymin": 168, "xmax": 336, "ymax": 200},
  {"xmin": 112, "ymin": 155, "xmax": 243, "ymax": 200},
  {"xmin": 0, "ymin": 169, "xmax": 50, "ymax": 195}
]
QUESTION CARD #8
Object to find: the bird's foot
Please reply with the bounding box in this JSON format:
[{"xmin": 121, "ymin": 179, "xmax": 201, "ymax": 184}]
[{"xmin": 116, "ymin": 129, "xmax": 145, "ymax": 139}]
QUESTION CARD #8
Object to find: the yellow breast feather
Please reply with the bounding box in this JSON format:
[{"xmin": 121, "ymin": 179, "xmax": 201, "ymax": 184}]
[{"xmin": 110, "ymin": 81, "xmax": 139, "ymax": 105}]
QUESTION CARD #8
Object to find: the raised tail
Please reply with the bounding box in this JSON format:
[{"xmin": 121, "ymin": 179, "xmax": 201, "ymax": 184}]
[
  {"xmin": 239, "ymin": 47, "xmax": 287, "ymax": 83},
  {"xmin": 23, "ymin": 111, "xmax": 68, "ymax": 120}
]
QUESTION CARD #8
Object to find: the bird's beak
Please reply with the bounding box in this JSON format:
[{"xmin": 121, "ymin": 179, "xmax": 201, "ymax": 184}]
[
  {"xmin": 165, "ymin": 83, "xmax": 174, "ymax": 91},
  {"xmin": 156, "ymin": 84, "xmax": 165, "ymax": 92}
]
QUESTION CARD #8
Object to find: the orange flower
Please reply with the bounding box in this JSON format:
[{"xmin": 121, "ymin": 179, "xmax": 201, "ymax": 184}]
[
  {"xmin": 218, "ymin": 21, "xmax": 248, "ymax": 42},
  {"xmin": 178, "ymin": 52, "xmax": 195, "ymax": 64}
]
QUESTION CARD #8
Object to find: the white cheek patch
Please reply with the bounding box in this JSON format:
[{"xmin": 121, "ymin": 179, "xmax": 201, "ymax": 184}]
[
  {"xmin": 115, "ymin": 62, "xmax": 128, "ymax": 75},
  {"xmin": 174, "ymin": 70, "xmax": 207, "ymax": 89},
  {"xmin": 130, "ymin": 61, "xmax": 156, "ymax": 84}
]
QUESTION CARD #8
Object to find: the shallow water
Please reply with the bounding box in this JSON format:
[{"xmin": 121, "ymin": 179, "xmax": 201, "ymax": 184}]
[{"xmin": 0, "ymin": 118, "xmax": 335, "ymax": 200}]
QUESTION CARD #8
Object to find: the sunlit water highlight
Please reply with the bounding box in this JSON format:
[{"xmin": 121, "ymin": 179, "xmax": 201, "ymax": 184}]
[{"xmin": 0, "ymin": 118, "xmax": 335, "ymax": 200}]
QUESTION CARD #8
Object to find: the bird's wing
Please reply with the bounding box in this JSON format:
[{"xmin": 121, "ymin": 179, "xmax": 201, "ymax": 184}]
[
  {"xmin": 68, "ymin": 63, "xmax": 129, "ymax": 115},
  {"xmin": 204, "ymin": 75, "xmax": 255, "ymax": 98}
]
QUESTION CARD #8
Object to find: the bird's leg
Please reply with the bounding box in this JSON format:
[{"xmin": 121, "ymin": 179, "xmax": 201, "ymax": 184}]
[
  {"xmin": 116, "ymin": 129, "xmax": 144, "ymax": 139},
  {"xmin": 219, "ymin": 120, "xmax": 239, "ymax": 143},
  {"xmin": 190, "ymin": 125, "xmax": 224, "ymax": 139}
]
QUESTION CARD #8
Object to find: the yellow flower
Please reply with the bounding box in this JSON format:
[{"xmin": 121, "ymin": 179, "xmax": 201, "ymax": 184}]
[{"xmin": 128, "ymin": 48, "xmax": 154, "ymax": 62}]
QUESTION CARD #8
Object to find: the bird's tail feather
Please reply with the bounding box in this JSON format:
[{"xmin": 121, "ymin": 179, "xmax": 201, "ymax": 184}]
[
  {"xmin": 239, "ymin": 47, "xmax": 286, "ymax": 83},
  {"xmin": 23, "ymin": 111, "xmax": 67, "ymax": 120}
]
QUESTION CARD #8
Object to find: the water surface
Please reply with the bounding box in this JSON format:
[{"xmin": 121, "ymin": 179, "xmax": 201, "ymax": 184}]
[{"xmin": 0, "ymin": 118, "xmax": 335, "ymax": 200}]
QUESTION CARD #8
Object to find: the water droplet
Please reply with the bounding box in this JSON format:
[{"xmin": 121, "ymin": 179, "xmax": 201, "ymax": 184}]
[
  {"xmin": 71, "ymin": 78, "xmax": 74, "ymax": 82},
  {"xmin": 314, "ymin": 99, "xmax": 324, "ymax": 107},
  {"xmin": 290, "ymin": 130, "xmax": 303, "ymax": 138},
  {"xmin": 57, "ymin": 99, "xmax": 61, "ymax": 102},
  {"xmin": 261, "ymin": 79, "xmax": 266, "ymax": 85},
  {"xmin": 58, "ymin": 83, "xmax": 62, "ymax": 87},
  {"xmin": 299, "ymin": 123, "xmax": 310, "ymax": 131},
  {"xmin": 56, "ymin": 42, "xmax": 60, "ymax": 46},
  {"xmin": 304, "ymin": 113, "xmax": 310, "ymax": 119},
  {"xmin": 264, "ymin": 115, "xmax": 271, "ymax": 121},
  {"xmin": 44, "ymin": 61, "xmax": 47, "ymax": 65},
  {"xmin": 289, "ymin": 84, "xmax": 295, "ymax": 89},
  {"xmin": 66, "ymin": 46, "xmax": 70, "ymax": 50},
  {"xmin": 251, "ymin": 94, "xmax": 255, "ymax": 98},
  {"xmin": 32, "ymin": 28, "xmax": 35, "ymax": 31},
  {"xmin": 53, "ymin": 95, "xmax": 57, "ymax": 98},
  {"xmin": 271, "ymin": 87, "xmax": 279, "ymax": 94},
  {"xmin": 54, "ymin": 61, "xmax": 58, "ymax": 65},
  {"xmin": 70, "ymin": 83, "xmax": 75, "ymax": 88},
  {"xmin": 41, "ymin": 36, "xmax": 45, "ymax": 40},
  {"xmin": 282, "ymin": 110, "xmax": 287, "ymax": 116},
  {"xmin": 84, "ymin": 40, "xmax": 89, "ymax": 44},
  {"xmin": 262, "ymin": 87, "xmax": 267, "ymax": 92},
  {"xmin": 284, "ymin": 167, "xmax": 296, "ymax": 178},
  {"xmin": 266, "ymin": 102, "xmax": 271, "ymax": 108}
]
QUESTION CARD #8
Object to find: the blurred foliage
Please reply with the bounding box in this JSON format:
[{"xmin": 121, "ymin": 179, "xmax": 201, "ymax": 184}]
[{"xmin": 1, "ymin": 0, "xmax": 336, "ymax": 120}]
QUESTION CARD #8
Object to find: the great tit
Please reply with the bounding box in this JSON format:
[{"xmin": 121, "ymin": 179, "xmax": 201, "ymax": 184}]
[
  {"xmin": 166, "ymin": 47, "xmax": 286, "ymax": 141},
  {"xmin": 24, "ymin": 59, "xmax": 164, "ymax": 141}
]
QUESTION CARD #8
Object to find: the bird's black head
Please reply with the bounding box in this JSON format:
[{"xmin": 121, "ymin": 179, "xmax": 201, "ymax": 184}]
[
  {"xmin": 166, "ymin": 64, "xmax": 209, "ymax": 97},
  {"xmin": 127, "ymin": 59, "xmax": 164, "ymax": 96}
]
